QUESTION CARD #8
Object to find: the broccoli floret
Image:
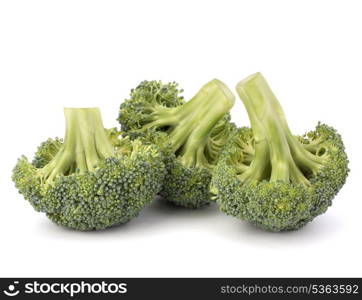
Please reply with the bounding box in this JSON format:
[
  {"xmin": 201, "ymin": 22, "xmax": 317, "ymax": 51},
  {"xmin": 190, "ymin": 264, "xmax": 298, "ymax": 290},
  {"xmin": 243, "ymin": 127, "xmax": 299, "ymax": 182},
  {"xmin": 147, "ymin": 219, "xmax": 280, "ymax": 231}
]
[
  {"xmin": 118, "ymin": 81, "xmax": 185, "ymax": 133},
  {"xmin": 212, "ymin": 73, "xmax": 349, "ymax": 231},
  {"xmin": 12, "ymin": 108, "xmax": 165, "ymax": 230},
  {"xmin": 118, "ymin": 80, "xmax": 235, "ymax": 208}
]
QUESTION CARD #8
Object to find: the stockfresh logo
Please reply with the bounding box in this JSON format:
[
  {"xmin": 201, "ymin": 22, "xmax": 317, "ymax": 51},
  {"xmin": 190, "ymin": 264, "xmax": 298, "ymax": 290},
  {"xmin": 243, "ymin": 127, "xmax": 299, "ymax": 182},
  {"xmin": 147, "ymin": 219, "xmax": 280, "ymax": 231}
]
[
  {"xmin": 3, "ymin": 281, "xmax": 20, "ymax": 297},
  {"xmin": 2, "ymin": 280, "xmax": 127, "ymax": 297}
]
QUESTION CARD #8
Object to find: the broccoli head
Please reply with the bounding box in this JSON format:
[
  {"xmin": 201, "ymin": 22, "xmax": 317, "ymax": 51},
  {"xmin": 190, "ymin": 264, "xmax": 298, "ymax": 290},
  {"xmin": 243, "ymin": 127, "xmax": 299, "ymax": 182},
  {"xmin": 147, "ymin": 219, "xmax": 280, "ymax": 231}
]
[
  {"xmin": 212, "ymin": 73, "xmax": 349, "ymax": 231},
  {"xmin": 12, "ymin": 108, "xmax": 165, "ymax": 230},
  {"xmin": 118, "ymin": 80, "xmax": 235, "ymax": 208}
]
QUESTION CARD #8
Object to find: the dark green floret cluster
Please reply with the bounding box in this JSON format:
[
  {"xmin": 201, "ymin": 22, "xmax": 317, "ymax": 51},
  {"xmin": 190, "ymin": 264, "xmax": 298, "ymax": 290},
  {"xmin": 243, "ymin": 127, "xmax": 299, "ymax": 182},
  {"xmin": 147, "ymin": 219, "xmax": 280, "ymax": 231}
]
[
  {"xmin": 118, "ymin": 79, "xmax": 236, "ymax": 208},
  {"xmin": 118, "ymin": 81, "xmax": 185, "ymax": 134},
  {"xmin": 211, "ymin": 73, "xmax": 349, "ymax": 231},
  {"xmin": 12, "ymin": 108, "xmax": 165, "ymax": 230}
]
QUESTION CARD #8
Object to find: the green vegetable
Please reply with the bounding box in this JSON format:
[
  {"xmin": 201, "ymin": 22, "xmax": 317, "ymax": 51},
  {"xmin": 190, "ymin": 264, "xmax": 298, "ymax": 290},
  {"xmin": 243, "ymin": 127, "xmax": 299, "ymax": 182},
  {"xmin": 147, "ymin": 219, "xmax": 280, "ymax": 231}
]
[
  {"xmin": 12, "ymin": 108, "xmax": 165, "ymax": 230},
  {"xmin": 119, "ymin": 80, "xmax": 235, "ymax": 208},
  {"xmin": 212, "ymin": 73, "xmax": 349, "ymax": 231}
]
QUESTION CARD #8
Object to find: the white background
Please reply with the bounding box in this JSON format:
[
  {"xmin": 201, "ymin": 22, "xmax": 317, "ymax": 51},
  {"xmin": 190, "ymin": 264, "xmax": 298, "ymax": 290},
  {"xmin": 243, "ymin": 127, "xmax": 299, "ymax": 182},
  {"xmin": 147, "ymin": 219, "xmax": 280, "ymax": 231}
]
[{"xmin": 0, "ymin": 0, "xmax": 361, "ymax": 277}]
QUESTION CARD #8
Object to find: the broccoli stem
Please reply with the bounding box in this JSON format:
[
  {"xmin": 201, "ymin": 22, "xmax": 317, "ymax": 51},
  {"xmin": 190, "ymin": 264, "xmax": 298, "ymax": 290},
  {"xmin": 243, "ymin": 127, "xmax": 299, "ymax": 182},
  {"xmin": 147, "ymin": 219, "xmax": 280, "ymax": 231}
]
[
  {"xmin": 236, "ymin": 73, "xmax": 324, "ymax": 185},
  {"xmin": 139, "ymin": 79, "xmax": 234, "ymax": 167},
  {"xmin": 39, "ymin": 108, "xmax": 114, "ymax": 184},
  {"xmin": 173, "ymin": 80, "xmax": 235, "ymax": 167},
  {"xmin": 205, "ymin": 125, "xmax": 230, "ymax": 162}
]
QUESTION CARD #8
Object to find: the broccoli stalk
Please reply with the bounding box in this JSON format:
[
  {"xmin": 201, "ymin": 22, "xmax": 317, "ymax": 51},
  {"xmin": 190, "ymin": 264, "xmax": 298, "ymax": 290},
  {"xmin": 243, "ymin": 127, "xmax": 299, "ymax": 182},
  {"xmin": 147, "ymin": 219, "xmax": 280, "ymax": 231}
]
[
  {"xmin": 173, "ymin": 80, "xmax": 234, "ymax": 168},
  {"xmin": 119, "ymin": 79, "xmax": 235, "ymax": 208},
  {"xmin": 212, "ymin": 72, "xmax": 349, "ymax": 231},
  {"xmin": 134, "ymin": 79, "xmax": 235, "ymax": 168},
  {"xmin": 38, "ymin": 108, "xmax": 114, "ymax": 185},
  {"xmin": 12, "ymin": 107, "xmax": 166, "ymax": 230},
  {"xmin": 235, "ymin": 73, "xmax": 324, "ymax": 185}
]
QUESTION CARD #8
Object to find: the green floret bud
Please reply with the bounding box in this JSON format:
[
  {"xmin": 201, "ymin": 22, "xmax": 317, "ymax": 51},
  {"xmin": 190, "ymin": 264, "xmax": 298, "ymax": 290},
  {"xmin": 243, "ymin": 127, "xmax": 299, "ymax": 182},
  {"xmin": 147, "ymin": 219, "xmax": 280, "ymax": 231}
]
[
  {"xmin": 12, "ymin": 108, "xmax": 165, "ymax": 230},
  {"xmin": 119, "ymin": 79, "xmax": 235, "ymax": 208},
  {"xmin": 212, "ymin": 73, "xmax": 349, "ymax": 231},
  {"xmin": 118, "ymin": 80, "xmax": 184, "ymax": 133}
]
